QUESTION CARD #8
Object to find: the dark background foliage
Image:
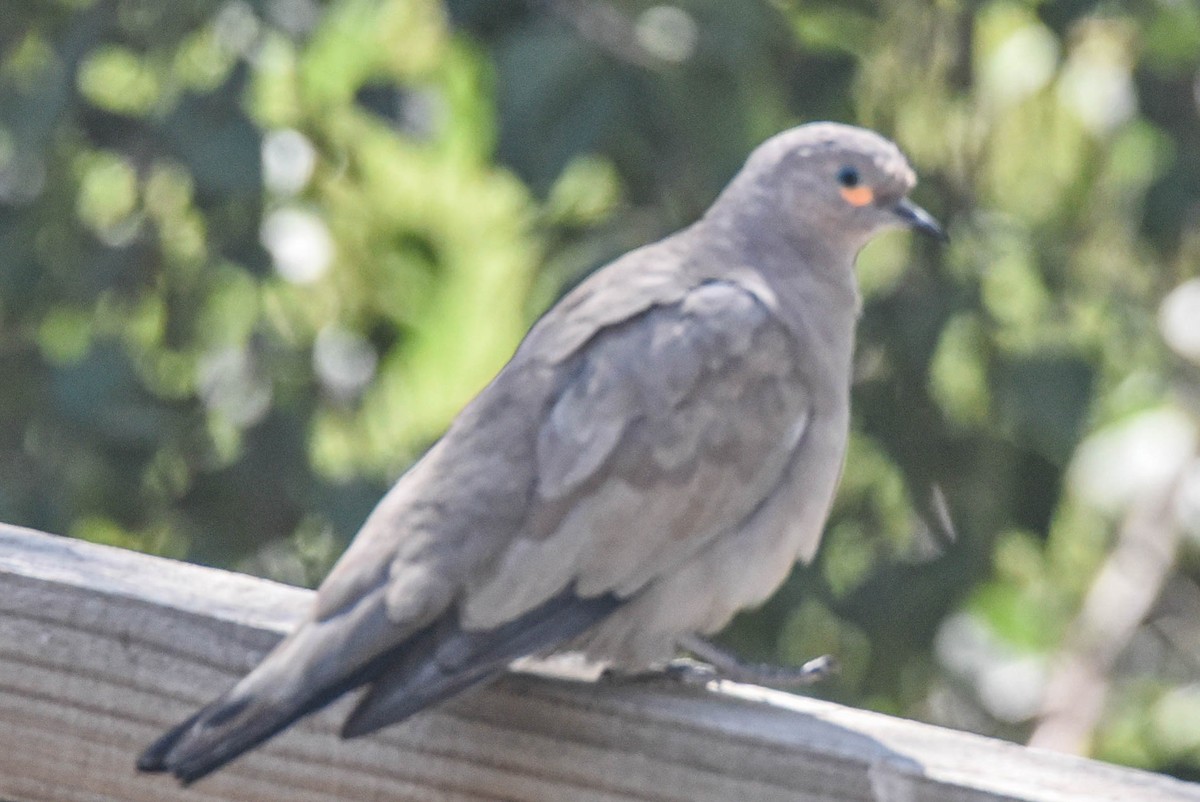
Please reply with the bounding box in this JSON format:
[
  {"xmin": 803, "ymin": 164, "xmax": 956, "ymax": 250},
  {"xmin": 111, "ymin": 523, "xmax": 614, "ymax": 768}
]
[{"xmin": 3, "ymin": 0, "xmax": 1199, "ymax": 778}]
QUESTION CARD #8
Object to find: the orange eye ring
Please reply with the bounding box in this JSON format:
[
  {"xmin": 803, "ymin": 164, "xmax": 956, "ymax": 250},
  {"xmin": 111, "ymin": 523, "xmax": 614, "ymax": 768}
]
[{"xmin": 840, "ymin": 186, "xmax": 875, "ymax": 207}]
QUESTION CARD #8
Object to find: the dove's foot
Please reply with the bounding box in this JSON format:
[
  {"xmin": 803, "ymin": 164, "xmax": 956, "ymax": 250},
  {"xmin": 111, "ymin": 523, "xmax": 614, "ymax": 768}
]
[
  {"xmin": 675, "ymin": 634, "xmax": 838, "ymax": 688},
  {"xmin": 600, "ymin": 658, "xmax": 716, "ymax": 687},
  {"xmin": 600, "ymin": 637, "xmax": 838, "ymax": 689}
]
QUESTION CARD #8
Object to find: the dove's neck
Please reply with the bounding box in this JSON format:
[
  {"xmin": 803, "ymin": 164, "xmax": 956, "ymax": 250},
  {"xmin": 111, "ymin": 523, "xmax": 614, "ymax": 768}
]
[{"xmin": 695, "ymin": 206, "xmax": 862, "ymax": 318}]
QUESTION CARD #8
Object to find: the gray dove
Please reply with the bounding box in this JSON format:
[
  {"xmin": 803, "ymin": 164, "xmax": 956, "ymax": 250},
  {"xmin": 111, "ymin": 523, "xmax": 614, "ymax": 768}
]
[{"xmin": 138, "ymin": 121, "xmax": 945, "ymax": 784}]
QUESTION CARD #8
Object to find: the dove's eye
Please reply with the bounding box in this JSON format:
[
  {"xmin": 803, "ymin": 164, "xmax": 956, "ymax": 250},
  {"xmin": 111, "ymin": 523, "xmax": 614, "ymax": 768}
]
[{"xmin": 836, "ymin": 165, "xmax": 874, "ymax": 206}]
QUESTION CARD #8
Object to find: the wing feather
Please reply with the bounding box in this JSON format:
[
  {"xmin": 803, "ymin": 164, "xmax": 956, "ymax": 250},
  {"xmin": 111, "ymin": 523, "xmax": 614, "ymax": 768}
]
[{"xmin": 463, "ymin": 281, "xmax": 810, "ymax": 628}]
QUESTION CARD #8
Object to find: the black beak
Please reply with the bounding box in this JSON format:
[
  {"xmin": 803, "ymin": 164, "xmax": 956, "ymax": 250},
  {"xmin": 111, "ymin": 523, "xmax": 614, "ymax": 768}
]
[{"xmin": 894, "ymin": 197, "xmax": 948, "ymax": 243}]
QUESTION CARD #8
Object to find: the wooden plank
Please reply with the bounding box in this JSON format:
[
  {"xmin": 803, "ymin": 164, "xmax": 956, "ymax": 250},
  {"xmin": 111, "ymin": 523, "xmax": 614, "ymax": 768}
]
[{"xmin": 0, "ymin": 522, "xmax": 1197, "ymax": 802}]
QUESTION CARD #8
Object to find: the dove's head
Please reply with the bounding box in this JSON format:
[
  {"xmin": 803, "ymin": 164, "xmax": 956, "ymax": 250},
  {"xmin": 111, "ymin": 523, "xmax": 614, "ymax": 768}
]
[{"xmin": 715, "ymin": 122, "xmax": 945, "ymax": 256}]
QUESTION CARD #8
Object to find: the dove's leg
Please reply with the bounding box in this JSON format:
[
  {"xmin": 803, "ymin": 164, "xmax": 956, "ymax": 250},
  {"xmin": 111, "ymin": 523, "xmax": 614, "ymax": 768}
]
[
  {"xmin": 601, "ymin": 635, "xmax": 837, "ymax": 688},
  {"xmin": 675, "ymin": 634, "xmax": 838, "ymax": 687}
]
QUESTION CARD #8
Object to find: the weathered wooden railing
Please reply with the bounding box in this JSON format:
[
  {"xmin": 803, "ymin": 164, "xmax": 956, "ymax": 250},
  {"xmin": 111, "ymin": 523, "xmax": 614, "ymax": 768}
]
[{"xmin": 1, "ymin": 522, "xmax": 1197, "ymax": 801}]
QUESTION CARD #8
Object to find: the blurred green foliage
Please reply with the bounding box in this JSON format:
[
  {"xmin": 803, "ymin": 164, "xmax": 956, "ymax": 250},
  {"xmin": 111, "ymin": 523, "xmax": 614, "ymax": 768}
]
[{"xmin": 2, "ymin": 0, "xmax": 1199, "ymax": 780}]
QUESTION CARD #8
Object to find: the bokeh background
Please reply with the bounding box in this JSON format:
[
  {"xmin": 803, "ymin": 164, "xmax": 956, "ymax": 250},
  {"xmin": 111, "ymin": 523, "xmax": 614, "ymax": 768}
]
[{"xmin": 3, "ymin": 0, "xmax": 1199, "ymax": 780}]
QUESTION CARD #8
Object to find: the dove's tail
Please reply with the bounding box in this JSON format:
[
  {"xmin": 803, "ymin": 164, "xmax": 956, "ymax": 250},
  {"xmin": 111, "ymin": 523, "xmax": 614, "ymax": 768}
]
[
  {"xmin": 136, "ymin": 595, "xmax": 404, "ymax": 785},
  {"xmin": 136, "ymin": 676, "xmax": 342, "ymax": 785},
  {"xmin": 137, "ymin": 588, "xmax": 620, "ymax": 785}
]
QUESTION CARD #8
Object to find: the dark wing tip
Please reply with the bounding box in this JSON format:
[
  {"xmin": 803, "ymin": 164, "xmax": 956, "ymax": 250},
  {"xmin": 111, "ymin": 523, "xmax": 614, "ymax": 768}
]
[{"xmin": 342, "ymin": 590, "xmax": 623, "ymax": 740}]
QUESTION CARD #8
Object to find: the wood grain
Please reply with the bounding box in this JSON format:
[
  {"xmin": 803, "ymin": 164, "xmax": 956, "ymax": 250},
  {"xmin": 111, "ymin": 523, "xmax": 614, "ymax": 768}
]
[{"xmin": 1, "ymin": 522, "xmax": 1197, "ymax": 802}]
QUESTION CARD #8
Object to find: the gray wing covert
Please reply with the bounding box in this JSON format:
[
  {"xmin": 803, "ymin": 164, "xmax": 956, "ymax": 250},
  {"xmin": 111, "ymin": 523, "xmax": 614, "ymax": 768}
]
[{"xmin": 461, "ymin": 280, "xmax": 812, "ymax": 630}]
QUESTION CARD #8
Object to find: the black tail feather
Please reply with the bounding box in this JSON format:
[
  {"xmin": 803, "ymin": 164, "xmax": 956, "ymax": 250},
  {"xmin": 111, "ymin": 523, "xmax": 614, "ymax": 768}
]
[
  {"xmin": 137, "ymin": 666, "xmax": 371, "ymax": 785},
  {"xmin": 137, "ymin": 708, "xmax": 206, "ymax": 774},
  {"xmin": 137, "ymin": 588, "xmax": 621, "ymax": 784}
]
